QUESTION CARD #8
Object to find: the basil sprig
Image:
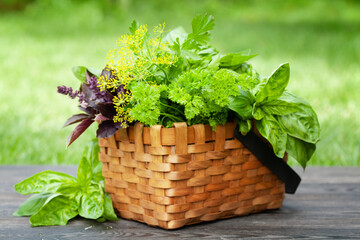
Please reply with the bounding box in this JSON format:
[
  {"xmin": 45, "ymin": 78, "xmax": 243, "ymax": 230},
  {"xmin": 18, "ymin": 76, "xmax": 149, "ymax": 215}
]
[
  {"xmin": 14, "ymin": 139, "xmax": 118, "ymax": 226},
  {"xmin": 229, "ymin": 63, "xmax": 320, "ymax": 169}
]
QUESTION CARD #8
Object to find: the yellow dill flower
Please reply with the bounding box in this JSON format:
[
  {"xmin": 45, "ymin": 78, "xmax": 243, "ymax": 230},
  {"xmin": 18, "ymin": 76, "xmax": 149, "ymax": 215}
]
[{"xmin": 98, "ymin": 21, "xmax": 179, "ymax": 126}]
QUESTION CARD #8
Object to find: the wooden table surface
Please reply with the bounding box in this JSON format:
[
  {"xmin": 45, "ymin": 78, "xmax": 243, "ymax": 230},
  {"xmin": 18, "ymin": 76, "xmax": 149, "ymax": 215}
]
[{"xmin": 0, "ymin": 166, "xmax": 359, "ymax": 239}]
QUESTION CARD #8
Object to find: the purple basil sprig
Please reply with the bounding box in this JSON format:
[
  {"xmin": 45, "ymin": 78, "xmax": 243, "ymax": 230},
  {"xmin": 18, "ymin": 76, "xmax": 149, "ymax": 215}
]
[
  {"xmin": 58, "ymin": 67, "xmax": 127, "ymax": 147},
  {"xmin": 57, "ymin": 86, "xmax": 79, "ymax": 99}
]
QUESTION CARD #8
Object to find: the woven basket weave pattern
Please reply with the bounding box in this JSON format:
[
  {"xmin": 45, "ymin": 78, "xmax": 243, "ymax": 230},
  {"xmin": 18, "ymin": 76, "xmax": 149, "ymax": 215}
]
[{"xmin": 99, "ymin": 122, "xmax": 285, "ymax": 229}]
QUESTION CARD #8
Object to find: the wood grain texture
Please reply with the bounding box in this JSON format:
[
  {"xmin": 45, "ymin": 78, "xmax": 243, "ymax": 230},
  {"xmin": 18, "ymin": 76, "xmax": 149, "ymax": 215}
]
[{"xmin": 0, "ymin": 166, "xmax": 359, "ymax": 239}]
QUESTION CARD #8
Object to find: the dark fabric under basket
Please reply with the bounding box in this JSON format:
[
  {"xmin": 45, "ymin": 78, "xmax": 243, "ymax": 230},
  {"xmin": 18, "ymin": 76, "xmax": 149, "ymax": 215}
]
[{"xmin": 99, "ymin": 122, "xmax": 285, "ymax": 229}]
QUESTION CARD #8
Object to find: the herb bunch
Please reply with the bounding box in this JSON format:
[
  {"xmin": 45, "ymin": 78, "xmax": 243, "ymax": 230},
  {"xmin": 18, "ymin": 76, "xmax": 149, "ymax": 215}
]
[
  {"xmin": 59, "ymin": 14, "xmax": 320, "ymax": 168},
  {"xmin": 14, "ymin": 139, "xmax": 118, "ymax": 226}
]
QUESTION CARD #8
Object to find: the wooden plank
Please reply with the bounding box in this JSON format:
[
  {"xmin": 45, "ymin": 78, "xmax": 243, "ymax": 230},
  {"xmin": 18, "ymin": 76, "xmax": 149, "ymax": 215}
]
[{"xmin": 0, "ymin": 166, "xmax": 359, "ymax": 239}]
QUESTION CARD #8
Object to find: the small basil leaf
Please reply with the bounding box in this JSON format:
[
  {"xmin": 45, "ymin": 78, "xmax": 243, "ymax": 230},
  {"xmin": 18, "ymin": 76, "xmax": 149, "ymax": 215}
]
[
  {"xmin": 87, "ymin": 67, "xmax": 102, "ymax": 79},
  {"xmin": 238, "ymin": 119, "xmax": 252, "ymax": 136},
  {"xmin": 256, "ymin": 114, "xmax": 287, "ymax": 158},
  {"xmin": 286, "ymin": 135, "xmax": 316, "ymax": 169},
  {"xmin": 219, "ymin": 52, "xmax": 258, "ymax": 67},
  {"xmin": 13, "ymin": 193, "xmax": 60, "ymax": 217},
  {"xmin": 101, "ymin": 193, "xmax": 118, "ymax": 221},
  {"xmin": 228, "ymin": 89, "xmax": 254, "ymax": 120},
  {"xmin": 14, "ymin": 171, "xmax": 77, "ymax": 195},
  {"xmin": 77, "ymin": 156, "xmax": 92, "ymax": 186},
  {"xmin": 72, "ymin": 66, "xmax": 87, "ymax": 82},
  {"xmin": 78, "ymin": 184, "xmax": 104, "ymax": 219},
  {"xmin": 84, "ymin": 139, "xmax": 103, "ymax": 182},
  {"xmin": 252, "ymin": 104, "xmax": 266, "ymax": 120},
  {"xmin": 261, "ymin": 99, "xmax": 300, "ymax": 116},
  {"xmin": 255, "ymin": 63, "xmax": 290, "ymax": 103},
  {"xmin": 29, "ymin": 195, "xmax": 78, "ymax": 227}
]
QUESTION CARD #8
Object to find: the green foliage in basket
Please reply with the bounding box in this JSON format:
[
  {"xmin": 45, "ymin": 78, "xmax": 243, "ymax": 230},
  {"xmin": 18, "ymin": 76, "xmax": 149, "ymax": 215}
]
[
  {"xmin": 57, "ymin": 14, "xmax": 320, "ymax": 168},
  {"xmin": 13, "ymin": 139, "xmax": 118, "ymax": 226}
]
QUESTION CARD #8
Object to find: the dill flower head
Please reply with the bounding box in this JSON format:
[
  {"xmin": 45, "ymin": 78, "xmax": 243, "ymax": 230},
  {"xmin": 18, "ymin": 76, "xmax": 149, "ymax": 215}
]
[{"xmin": 97, "ymin": 22, "xmax": 178, "ymax": 126}]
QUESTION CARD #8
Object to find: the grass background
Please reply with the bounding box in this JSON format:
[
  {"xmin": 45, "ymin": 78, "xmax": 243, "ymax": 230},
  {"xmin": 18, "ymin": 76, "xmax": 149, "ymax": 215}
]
[{"xmin": 0, "ymin": 0, "xmax": 359, "ymax": 166}]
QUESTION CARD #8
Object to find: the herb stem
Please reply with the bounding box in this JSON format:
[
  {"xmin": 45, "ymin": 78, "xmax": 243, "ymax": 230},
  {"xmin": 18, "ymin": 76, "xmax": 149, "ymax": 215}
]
[
  {"xmin": 160, "ymin": 102, "xmax": 186, "ymax": 117},
  {"xmin": 160, "ymin": 113, "xmax": 184, "ymax": 123}
]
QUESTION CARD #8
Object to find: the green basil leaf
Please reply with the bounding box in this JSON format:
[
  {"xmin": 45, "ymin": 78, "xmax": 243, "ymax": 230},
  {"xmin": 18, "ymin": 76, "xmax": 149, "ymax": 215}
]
[
  {"xmin": 228, "ymin": 89, "xmax": 254, "ymax": 120},
  {"xmin": 87, "ymin": 67, "xmax": 102, "ymax": 79},
  {"xmin": 219, "ymin": 51, "xmax": 258, "ymax": 67},
  {"xmin": 256, "ymin": 114, "xmax": 287, "ymax": 158},
  {"xmin": 252, "ymin": 103, "xmax": 266, "ymax": 120},
  {"xmin": 261, "ymin": 99, "xmax": 300, "ymax": 115},
  {"xmin": 276, "ymin": 92, "xmax": 320, "ymax": 143},
  {"xmin": 78, "ymin": 183, "xmax": 104, "ymax": 219},
  {"xmin": 101, "ymin": 193, "xmax": 118, "ymax": 221},
  {"xmin": 77, "ymin": 156, "xmax": 92, "ymax": 186},
  {"xmin": 238, "ymin": 119, "xmax": 252, "ymax": 136},
  {"xmin": 72, "ymin": 66, "xmax": 87, "ymax": 82},
  {"xmin": 13, "ymin": 193, "xmax": 60, "ymax": 217},
  {"xmin": 56, "ymin": 183, "xmax": 80, "ymax": 198},
  {"xmin": 29, "ymin": 195, "xmax": 78, "ymax": 226},
  {"xmin": 83, "ymin": 139, "xmax": 103, "ymax": 182},
  {"xmin": 286, "ymin": 135, "xmax": 316, "ymax": 169},
  {"xmin": 255, "ymin": 63, "xmax": 290, "ymax": 103},
  {"xmin": 15, "ymin": 171, "xmax": 77, "ymax": 195}
]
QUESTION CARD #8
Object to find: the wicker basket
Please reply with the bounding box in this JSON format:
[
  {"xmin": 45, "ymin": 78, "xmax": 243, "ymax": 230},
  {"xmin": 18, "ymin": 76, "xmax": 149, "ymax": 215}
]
[{"xmin": 99, "ymin": 122, "xmax": 285, "ymax": 229}]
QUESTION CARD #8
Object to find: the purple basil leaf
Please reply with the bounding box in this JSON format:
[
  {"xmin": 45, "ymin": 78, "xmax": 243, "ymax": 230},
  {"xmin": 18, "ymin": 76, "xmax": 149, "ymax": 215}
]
[
  {"xmin": 98, "ymin": 103, "xmax": 116, "ymax": 119},
  {"xmin": 95, "ymin": 114, "xmax": 109, "ymax": 122},
  {"xmin": 96, "ymin": 120, "xmax": 118, "ymax": 138},
  {"xmin": 78, "ymin": 106, "xmax": 92, "ymax": 115},
  {"xmin": 81, "ymin": 83, "xmax": 100, "ymax": 111},
  {"xmin": 66, "ymin": 119, "xmax": 94, "ymax": 148},
  {"xmin": 63, "ymin": 114, "xmax": 91, "ymax": 128}
]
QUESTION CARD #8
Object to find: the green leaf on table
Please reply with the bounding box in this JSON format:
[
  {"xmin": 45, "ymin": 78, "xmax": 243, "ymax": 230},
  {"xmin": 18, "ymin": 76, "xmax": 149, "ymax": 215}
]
[
  {"xmin": 228, "ymin": 89, "xmax": 254, "ymax": 120},
  {"xmin": 276, "ymin": 92, "xmax": 320, "ymax": 143},
  {"xmin": 29, "ymin": 195, "xmax": 78, "ymax": 227},
  {"xmin": 78, "ymin": 183, "xmax": 104, "ymax": 219},
  {"xmin": 286, "ymin": 135, "xmax": 316, "ymax": 169},
  {"xmin": 14, "ymin": 171, "xmax": 77, "ymax": 195},
  {"xmin": 256, "ymin": 114, "xmax": 287, "ymax": 158},
  {"xmin": 261, "ymin": 99, "xmax": 300, "ymax": 116},
  {"xmin": 255, "ymin": 63, "xmax": 290, "ymax": 103},
  {"xmin": 13, "ymin": 193, "xmax": 60, "ymax": 217}
]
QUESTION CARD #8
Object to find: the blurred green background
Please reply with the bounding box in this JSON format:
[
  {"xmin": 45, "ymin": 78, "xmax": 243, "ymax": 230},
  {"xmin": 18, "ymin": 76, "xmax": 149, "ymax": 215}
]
[{"xmin": 0, "ymin": 0, "xmax": 359, "ymax": 166}]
